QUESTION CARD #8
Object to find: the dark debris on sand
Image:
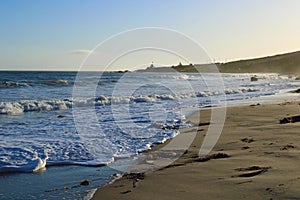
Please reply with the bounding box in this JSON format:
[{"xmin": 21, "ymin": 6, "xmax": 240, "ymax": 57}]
[
  {"xmin": 290, "ymin": 88, "xmax": 300, "ymax": 93},
  {"xmin": 233, "ymin": 166, "xmax": 271, "ymax": 178},
  {"xmin": 120, "ymin": 190, "xmax": 132, "ymax": 194},
  {"xmin": 198, "ymin": 122, "xmax": 211, "ymax": 126},
  {"xmin": 235, "ymin": 169, "xmax": 268, "ymax": 178},
  {"xmin": 124, "ymin": 172, "xmax": 145, "ymax": 188},
  {"xmin": 279, "ymin": 115, "xmax": 300, "ymax": 124},
  {"xmin": 235, "ymin": 166, "xmax": 271, "ymax": 172},
  {"xmin": 280, "ymin": 144, "xmax": 295, "ymax": 150},
  {"xmin": 195, "ymin": 152, "xmax": 230, "ymax": 162}
]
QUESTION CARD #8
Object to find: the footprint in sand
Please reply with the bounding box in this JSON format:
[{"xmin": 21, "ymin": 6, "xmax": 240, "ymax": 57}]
[
  {"xmin": 280, "ymin": 144, "xmax": 296, "ymax": 150},
  {"xmin": 241, "ymin": 137, "xmax": 255, "ymax": 143}
]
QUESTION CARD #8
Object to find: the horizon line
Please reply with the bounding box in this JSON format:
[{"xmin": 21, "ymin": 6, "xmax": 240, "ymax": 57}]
[{"xmin": 1, "ymin": 49, "xmax": 299, "ymax": 72}]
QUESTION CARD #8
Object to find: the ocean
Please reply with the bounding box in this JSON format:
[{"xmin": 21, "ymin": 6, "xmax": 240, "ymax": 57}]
[{"xmin": 0, "ymin": 71, "xmax": 299, "ymax": 199}]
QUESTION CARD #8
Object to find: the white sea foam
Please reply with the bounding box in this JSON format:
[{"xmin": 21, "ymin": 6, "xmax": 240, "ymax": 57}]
[
  {"xmin": 0, "ymin": 153, "xmax": 48, "ymax": 173},
  {"xmin": 85, "ymin": 188, "xmax": 98, "ymax": 200},
  {"xmin": 0, "ymin": 87, "xmax": 265, "ymax": 115}
]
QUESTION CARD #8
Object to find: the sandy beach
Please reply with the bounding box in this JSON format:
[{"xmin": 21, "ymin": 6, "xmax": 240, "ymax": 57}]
[
  {"xmin": 2, "ymin": 1, "xmax": 300, "ymax": 199},
  {"xmin": 92, "ymin": 101, "xmax": 300, "ymax": 200}
]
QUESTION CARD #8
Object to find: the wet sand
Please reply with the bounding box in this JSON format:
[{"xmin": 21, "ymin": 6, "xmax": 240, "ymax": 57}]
[{"xmin": 92, "ymin": 101, "xmax": 300, "ymax": 200}]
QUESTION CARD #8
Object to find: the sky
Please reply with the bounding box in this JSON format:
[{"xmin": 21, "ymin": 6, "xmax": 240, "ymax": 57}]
[{"xmin": 0, "ymin": 0, "xmax": 300, "ymax": 71}]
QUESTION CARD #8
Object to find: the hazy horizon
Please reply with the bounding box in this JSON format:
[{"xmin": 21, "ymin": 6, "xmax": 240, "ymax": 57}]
[{"xmin": 0, "ymin": 49, "xmax": 299, "ymax": 72}]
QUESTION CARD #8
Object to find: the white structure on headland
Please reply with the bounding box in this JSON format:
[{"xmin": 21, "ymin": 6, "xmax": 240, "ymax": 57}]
[{"xmin": 146, "ymin": 62, "xmax": 155, "ymax": 69}]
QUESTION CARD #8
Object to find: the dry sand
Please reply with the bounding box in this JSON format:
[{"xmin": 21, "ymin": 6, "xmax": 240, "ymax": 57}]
[{"xmin": 92, "ymin": 101, "xmax": 300, "ymax": 200}]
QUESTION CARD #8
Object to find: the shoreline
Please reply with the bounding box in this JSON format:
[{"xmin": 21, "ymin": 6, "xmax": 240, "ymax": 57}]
[{"xmin": 92, "ymin": 100, "xmax": 300, "ymax": 200}]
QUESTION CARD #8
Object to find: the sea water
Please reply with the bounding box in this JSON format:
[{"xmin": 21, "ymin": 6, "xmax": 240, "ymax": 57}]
[{"xmin": 0, "ymin": 71, "xmax": 299, "ymax": 199}]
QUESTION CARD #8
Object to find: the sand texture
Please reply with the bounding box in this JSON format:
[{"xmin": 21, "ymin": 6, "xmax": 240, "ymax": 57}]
[{"xmin": 92, "ymin": 101, "xmax": 300, "ymax": 200}]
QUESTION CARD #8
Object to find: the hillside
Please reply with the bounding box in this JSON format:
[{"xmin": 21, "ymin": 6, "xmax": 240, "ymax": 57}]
[
  {"xmin": 219, "ymin": 51, "xmax": 300, "ymax": 73},
  {"xmin": 137, "ymin": 51, "xmax": 300, "ymax": 73}
]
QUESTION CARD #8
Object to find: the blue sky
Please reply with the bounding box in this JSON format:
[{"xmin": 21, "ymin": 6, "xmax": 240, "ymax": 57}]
[{"xmin": 1, "ymin": 0, "xmax": 300, "ymax": 70}]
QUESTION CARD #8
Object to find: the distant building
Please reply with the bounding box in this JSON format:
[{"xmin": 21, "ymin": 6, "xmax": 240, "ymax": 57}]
[{"xmin": 147, "ymin": 62, "xmax": 155, "ymax": 69}]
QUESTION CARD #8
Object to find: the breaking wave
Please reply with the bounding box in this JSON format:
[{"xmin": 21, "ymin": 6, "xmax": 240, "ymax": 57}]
[
  {"xmin": 0, "ymin": 81, "xmax": 30, "ymax": 88},
  {"xmin": 0, "ymin": 79, "xmax": 73, "ymax": 88},
  {"xmin": 42, "ymin": 79, "xmax": 72, "ymax": 86},
  {"xmin": 0, "ymin": 87, "xmax": 263, "ymax": 115}
]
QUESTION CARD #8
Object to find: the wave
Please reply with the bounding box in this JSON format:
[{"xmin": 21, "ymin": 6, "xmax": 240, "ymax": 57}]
[
  {"xmin": 0, "ymin": 81, "xmax": 30, "ymax": 88},
  {"xmin": 42, "ymin": 79, "xmax": 72, "ymax": 86},
  {"xmin": 0, "ymin": 154, "xmax": 48, "ymax": 173},
  {"xmin": 0, "ymin": 87, "xmax": 263, "ymax": 115},
  {"xmin": 0, "ymin": 79, "xmax": 74, "ymax": 88},
  {"xmin": 155, "ymin": 74, "xmax": 190, "ymax": 80},
  {"xmin": 0, "ymin": 100, "xmax": 72, "ymax": 114},
  {"xmin": 0, "ymin": 127, "xmax": 183, "ymax": 174}
]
